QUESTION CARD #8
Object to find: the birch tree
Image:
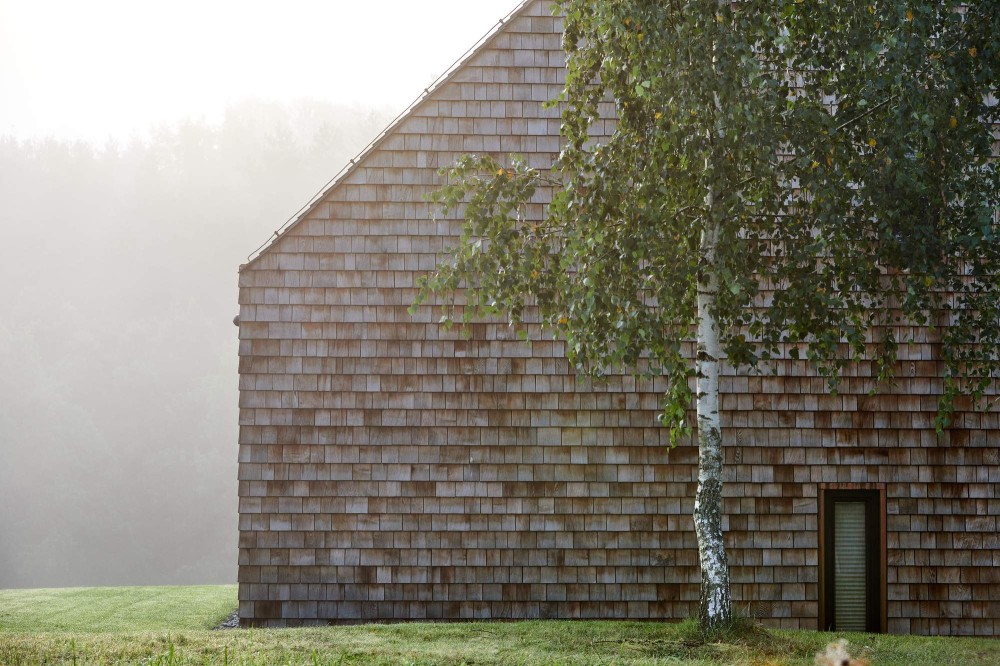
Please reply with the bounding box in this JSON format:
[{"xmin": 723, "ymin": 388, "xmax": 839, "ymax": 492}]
[{"xmin": 415, "ymin": 0, "xmax": 1000, "ymax": 629}]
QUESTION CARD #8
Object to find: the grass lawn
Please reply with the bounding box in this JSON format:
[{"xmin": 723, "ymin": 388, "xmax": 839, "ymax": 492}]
[
  {"xmin": 1, "ymin": 586, "xmax": 998, "ymax": 665},
  {"xmin": 0, "ymin": 585, "xmax": 237, "ymax": 633}
]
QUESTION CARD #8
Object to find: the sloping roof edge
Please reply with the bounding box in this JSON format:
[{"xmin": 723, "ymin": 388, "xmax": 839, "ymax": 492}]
[{"xmin": 241, "ymin": 0, "xmax": 540, "ymax": 271}]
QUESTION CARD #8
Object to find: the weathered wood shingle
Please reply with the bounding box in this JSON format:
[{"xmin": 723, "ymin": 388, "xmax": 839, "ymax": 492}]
[{"xmin": 237, "ymin": 0, "xmax": 1000, "ymax": 634}]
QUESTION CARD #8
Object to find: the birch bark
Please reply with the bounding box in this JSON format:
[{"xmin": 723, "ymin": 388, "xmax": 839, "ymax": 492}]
[
  {"xmin": 694, "ymin": 212, "xmax": 733, "ymax": 629},
  {"xmin": 694, "ymin": 8, "xmax": 735, "ymax": 627}
]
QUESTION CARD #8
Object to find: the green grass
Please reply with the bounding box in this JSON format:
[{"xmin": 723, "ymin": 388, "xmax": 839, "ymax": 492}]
[
  {"xmin": 0, "ymin": 586, "xmax": 237, "ymax": 633},
  {"xmin": 1, "ymin": 587, "xmax": 998, "ymax": 665}
]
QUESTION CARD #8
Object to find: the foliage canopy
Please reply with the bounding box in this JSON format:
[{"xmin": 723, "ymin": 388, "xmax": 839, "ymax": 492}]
[{"xmin": 418, "ymin": 0, "xmax": 1000, "ymax": 439}]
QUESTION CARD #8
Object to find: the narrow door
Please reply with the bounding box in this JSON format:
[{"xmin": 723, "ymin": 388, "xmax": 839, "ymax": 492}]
[{"xmin": 822, "ymin": 489, "xmax": 883, "ymax": 632}]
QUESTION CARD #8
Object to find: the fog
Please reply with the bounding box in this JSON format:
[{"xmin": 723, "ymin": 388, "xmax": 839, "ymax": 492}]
[
  {"xmin": 0, "ymin": 100, "xmax": 396, "ymax": 587},
  {"xmin": 0, "ymin": 0, "xmax": 517, "ymax": 588}
]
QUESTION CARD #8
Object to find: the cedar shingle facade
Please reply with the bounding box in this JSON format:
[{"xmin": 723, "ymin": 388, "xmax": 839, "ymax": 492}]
[{"xmin": 237, "ymin": 0, "xmax": 1000, "ymax": 634}]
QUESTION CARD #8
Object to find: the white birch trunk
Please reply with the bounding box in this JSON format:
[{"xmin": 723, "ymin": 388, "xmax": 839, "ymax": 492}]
[{"xmin": 695, "ymin": 214, "xmax": 733, "ymax": 629}]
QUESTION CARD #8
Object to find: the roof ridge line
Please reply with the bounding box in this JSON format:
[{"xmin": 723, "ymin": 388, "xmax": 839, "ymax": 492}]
[{"xmin": 242, "ymin": 0, "xmax": 541, "ymax": 270}]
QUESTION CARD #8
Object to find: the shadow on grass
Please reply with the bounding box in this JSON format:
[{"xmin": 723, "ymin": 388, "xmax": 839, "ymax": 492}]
[{"xmin": 570, "ymin": 617, "xmax": 803, "ymax": 664}]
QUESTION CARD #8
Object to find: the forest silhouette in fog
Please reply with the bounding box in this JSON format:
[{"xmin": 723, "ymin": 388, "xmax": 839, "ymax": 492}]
[{"xmin": 0, "ymin": 99, "xmax": 392, "ymax": 588}]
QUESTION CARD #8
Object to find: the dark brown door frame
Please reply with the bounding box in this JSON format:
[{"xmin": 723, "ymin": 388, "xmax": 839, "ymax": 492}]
[{"xmin": 818, "ymin": 484, "xmax": 886, "ymax": 633}]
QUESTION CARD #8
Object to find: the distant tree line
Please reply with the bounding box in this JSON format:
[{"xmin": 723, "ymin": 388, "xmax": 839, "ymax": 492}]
[{"xmin": 0, "ymin": 99, "xmax": 391, "ymax": 588}]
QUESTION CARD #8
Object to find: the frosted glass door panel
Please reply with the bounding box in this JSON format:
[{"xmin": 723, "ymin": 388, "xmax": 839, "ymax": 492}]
[{"xmin": 834, "ymin": 501, "xmax": 868, "ymax": 632}]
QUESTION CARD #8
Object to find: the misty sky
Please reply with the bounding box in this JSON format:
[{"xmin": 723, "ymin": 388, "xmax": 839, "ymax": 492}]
[
  {"xmin": 0, "ymin": 0, "xmax": 519, "ymax": 142},
  {"xmin": 0, "ymin": 0, "xmax": 527, "ymax": 589}
]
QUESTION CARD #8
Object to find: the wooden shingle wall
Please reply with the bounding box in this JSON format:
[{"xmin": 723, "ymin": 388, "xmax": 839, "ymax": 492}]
[
  {"xmin": 237, "ymin": 0, "xmax": 1000, "ymax": 633},
  {"xmin": 722, "ymin": 368, "xmax": 1000, "ymax": 636}
]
